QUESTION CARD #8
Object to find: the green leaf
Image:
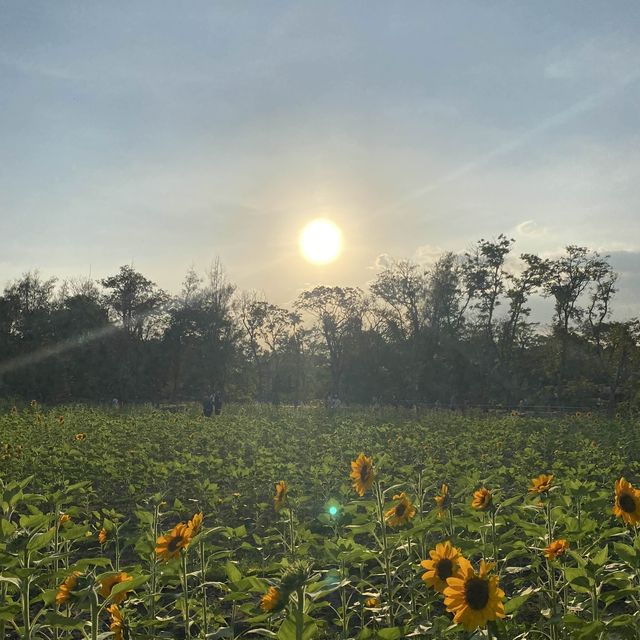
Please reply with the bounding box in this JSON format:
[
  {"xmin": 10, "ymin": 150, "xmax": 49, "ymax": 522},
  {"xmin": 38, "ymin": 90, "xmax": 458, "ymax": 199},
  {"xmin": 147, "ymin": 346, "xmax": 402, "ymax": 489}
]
[
  {"xmin": 110, "ymin": 574, "xmax": 148, "ymax": 598},
  {"xmin": 613, "ymin": 542, "xmax": 637, "ymax": 566},
  {"xmin": 0, "ymin": 519, "xmax": 16, "ymax": 539},
  {"xmin": 564, "ymin": 567, "xmax": 592, "ymax": 593},
  {"xmin": 376, "ymin": 629, "xmax": 404, "ymax": 640},
  {"xmin": 225, "ymin": 561, "xmax": 243, "ymax": 584},
  {"xmin": 590, "ymin": 544, "xmax": 608, "ymax": 567},
  {"xmin": 277, "ymin": 613, "xmax": 318, "ymax": 640},
  {"xmin": 504, "ymin": 587, "xmax": 536, "ymax": 614},
  {"xmin": 44, "ymin": 612, "xmax": 86, "ymax": 630},
  {"xmin": 573, "ymin": 620, "xmax": 605, "ymax": 639},
  {"xmin": 0, "ymin": 575, "xmax": 21, "ymax": 589},
  {"xmin": 27, "ymin": 527, "xmax": 56, "ymax": 551}
]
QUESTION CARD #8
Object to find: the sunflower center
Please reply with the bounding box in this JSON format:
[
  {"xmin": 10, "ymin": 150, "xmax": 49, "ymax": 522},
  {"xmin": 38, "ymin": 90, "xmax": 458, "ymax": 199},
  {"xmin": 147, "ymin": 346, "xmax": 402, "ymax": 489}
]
[
  {"xmin": 360, "ymin": 465, "xmax": 369, "ymax": 482},
  {"xmin": 436, "ymin": 558, "xmax": 453, "ymax": 582},
  {"xmin": 168, "ymin": 535, "xmax": 183, "ymax": 552},
  {"xmin": 395, "ymin": 503, "xmax": 406, "ymax": 517},
  {"xmin": 619, "ymin": 492, "xmax": 637, "ymax": 513},
  {"xmin": 465, "ymin": 577, "xmax": 490, "ymax": 610}
]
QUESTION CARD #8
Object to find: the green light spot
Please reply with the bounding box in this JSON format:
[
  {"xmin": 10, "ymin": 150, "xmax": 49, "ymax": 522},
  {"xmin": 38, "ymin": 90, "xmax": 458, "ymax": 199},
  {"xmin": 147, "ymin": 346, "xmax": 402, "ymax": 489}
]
[{"xmin": 328, "ymin": 506, "xmax": 338, "ymax": 516}]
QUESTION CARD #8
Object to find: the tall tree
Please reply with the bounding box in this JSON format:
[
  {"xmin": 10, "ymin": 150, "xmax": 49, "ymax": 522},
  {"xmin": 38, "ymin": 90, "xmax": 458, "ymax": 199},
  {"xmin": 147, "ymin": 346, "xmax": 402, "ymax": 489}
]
[
  {"xmin": 295, "ymin": 286, "xmax": 365, "ymax": 396},
  {"xmin": 542, "ymin": 246, "xmax": 614, "ymax": 398}
]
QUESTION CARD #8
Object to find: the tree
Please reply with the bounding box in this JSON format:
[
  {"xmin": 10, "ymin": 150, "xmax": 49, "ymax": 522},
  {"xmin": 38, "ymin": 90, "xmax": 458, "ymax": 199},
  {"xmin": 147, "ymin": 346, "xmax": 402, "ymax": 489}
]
[
  {"xmin": 542, "ymin": 246, "xmax": 615, "ymax": 398},
  {"xmin": 295, "ymin": 286, "xmax": 366, "ymax": 396},
  {"xmin": 371, "ymin": 260, "xmax": 427, "ymax": 341},
  {"xmin": 461, "ymin": 234, "xmax": 513, "ymax": 345},
  {"xmin": 101, "ymin": 266, "xmax": 167, "ymax": 341},
  {"xmin": 164, "ymin": 261, "xmax": 239, "ymax": 399},
  {"xmin": 100, "ymin": 266, "xmax": 168, "ymax": 400}
]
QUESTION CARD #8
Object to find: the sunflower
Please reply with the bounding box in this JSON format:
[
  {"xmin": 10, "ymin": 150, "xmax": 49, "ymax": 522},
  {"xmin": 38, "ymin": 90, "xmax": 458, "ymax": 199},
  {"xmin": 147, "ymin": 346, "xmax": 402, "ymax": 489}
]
[
  {"xmin": 350, "ymin": 453, "xmax": 375, "ymax": 497},
  {"xmin": 56, "ymin": 571, "xmax": 82, "ymax": 606},
  {"xmin": 435, "ymin": 483, "xmax": 451, "ymax": 516},
  {"xmin": 443, "ymin": 558, "xmax": 505, "ymax": 631},
  {"xmin": 349, "ymin": 453, "xmax": 376, "ymax": 497},
  {"xmin": 108, "ymin": 604, "xmax": 124, "ymax": 640},
  {"xmin": 471, "ymin": 488, "xmax": 493, "ymax": 511},
  {"xmin": 274, "ymin": 481, "xmax": 288, "ymax": 512},
  {"xmin": 74, "ymin": 433, "xmax": 86, "ymax": 442},
  {"xmin": 364, "ymin": 596, "xmax": 380, "ymax": 608},
  {"xmin": 544, "ymin": 539, "xmax": 569, "ymax": 561},
  {"xmin": 529, "ymin": 474, "xmax": 554, "ymax": 494},
  {"xmin": 155, "ymin": 522, "xmax": 192, "ymax": 561},
  {"xmin": 188, "ymin": 512, "xmax": 204, "ymax": 536},
  {"xmin": 384, "ymin": 492, "xmax": 417, "ymax": 527},
  {"xmin": 59, "ymin": 513, "xmax": 71, "ymax": 525},
  {"xmin": 260, "ymin": 586, "xmax": 285, "ymax": 612},
  {"xmin": 98, "ymin": 528, "xmax": 108, "ymax": 545},
  {"xmin": 99, "ymin": 571, "xmax": 133, "ymax": 604},
  {"xmin": 420, "ymin": 541, "xmax": 465, "ymax": 593},
  {"xmin": 613, "ymin": 477, "xmax": 640, "ymax": 525},
  {"xmin": 58, "ymin": 415, "xmax": 65, "ymax": 424}
]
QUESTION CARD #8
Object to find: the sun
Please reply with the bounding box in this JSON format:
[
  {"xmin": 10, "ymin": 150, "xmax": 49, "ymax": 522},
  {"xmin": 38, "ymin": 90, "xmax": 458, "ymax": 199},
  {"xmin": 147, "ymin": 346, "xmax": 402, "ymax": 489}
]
[{"xmin": 299, "ymin": 219, "xmax": 342, "ymax": 265}]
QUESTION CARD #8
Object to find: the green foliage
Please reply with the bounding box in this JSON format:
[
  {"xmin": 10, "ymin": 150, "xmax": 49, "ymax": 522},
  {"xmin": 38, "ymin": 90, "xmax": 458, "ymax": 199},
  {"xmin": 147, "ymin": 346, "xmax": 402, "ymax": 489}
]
[{"xmin": 1, "ymin": 405, "xmax": 640, "ymax": 637}]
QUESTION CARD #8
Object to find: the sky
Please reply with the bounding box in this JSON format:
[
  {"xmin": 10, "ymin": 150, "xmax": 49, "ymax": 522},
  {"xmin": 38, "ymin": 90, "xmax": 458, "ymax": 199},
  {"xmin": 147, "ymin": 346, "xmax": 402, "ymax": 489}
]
[{"xmin": 1, "ymin": 1, "xmax": 640, "ymax": 317}]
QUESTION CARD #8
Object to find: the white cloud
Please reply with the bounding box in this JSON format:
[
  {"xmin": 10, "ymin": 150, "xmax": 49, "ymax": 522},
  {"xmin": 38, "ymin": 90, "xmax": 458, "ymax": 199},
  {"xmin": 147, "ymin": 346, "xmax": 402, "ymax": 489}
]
[
  {"xmin": 371, "ymin": 253, "xmax": 393, "ymax": 271},
  {"xmin": 413, "ymin": 244, "xmax": 446, "ymax": 266},
  {"xmin": 515, "ymin": 220, "xmax": 549, "ymax": 239}
]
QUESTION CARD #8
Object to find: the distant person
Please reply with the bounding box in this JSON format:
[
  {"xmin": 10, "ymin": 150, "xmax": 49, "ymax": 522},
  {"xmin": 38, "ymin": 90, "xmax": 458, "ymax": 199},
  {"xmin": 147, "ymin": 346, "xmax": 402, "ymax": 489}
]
[
  {"xmin": 214, "ymin": 391, "xmax": 222, "ymax": 416},
  {"xmin": 112, "ymin": 398, "xmax": 119, "ymax": 409},
  {"xmin": 202, "ymin": 394, "xmax": 214, "ymax": 417}
]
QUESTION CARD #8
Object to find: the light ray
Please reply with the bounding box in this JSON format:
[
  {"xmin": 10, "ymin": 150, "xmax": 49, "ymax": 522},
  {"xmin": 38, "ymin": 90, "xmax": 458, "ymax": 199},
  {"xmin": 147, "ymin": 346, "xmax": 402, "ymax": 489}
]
[{"xmin": 0, "ymin": 324, "xmax": 119, "ymax": 376}]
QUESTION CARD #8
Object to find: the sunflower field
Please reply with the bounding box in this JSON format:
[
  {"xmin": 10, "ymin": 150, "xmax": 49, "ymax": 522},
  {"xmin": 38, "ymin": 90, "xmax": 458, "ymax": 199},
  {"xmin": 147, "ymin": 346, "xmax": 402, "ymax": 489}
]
[{"xmin": 1, "ymin": 403, "xmax": 640, "ymax": 639}]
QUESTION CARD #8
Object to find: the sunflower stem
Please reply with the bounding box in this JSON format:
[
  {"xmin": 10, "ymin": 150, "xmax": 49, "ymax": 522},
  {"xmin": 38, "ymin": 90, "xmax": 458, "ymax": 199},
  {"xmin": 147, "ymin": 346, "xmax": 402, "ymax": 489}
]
[
  {"xmin": 417, "ymin": 469, "xmax": 427, "ymax": 558},
  {"xmin": 340, "ymin": 559, "xmax": 348, "ymax": 639},
  {"xmin": 53, "ymin": 506, "xmax": 61, "ymax": 640},
  {"xmin": 199, "ymin": 537, "xmax": 208, "ymax": 639},
  {"xmin": 295, "ymin": 586, "xmax": 304, "ymax": 640},
  {"xmin": 490, "ymin": 507, "xmax": 498, "ymax": 563},
  {"xmin": 0, "ymin": 582, "xmax": 5, "ymax": 640},
  {"xmin": 181, "ymin": 550, "xmax": 191, "ymax": 639},
  {"xmin": 545, "ymin": 500, "xmax": 553, "ymax": 544},
  {"xmin": 546, "ymin": 559, "xmax": 558, "ymax": 640},
  {"xmin": 115, "ymin": 524, "xmax": 121, "ymax": 572},
  {"xmin": 21, "ymin": 548, "xmax": 31, "ymax": 640},
  {"xmin": 149, "ymin": 504, "xmax": 159, "ymax": 640},
  {"xmin": 91, "ymin": 588, "xmax": 100, "ymax": 640},
  {"xmin": 576, "ymin": 498, "xmax": 582, "ymax": 548},
  {"xmin": 374, "ymin": 482, "xmax": 394, "ymax": 627},
  {"xmin": 448, "ymin": 505, "xmax": 455, "ymax": 541},
  {"xmin": 289, "ymin": 506, "xmax": 296, "ymax": 560}
]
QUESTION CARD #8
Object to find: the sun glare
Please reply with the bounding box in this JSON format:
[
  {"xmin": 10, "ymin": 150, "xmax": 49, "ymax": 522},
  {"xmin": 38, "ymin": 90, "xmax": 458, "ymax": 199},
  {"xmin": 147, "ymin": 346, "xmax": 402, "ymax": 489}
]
[{"xmin": 299, "ymin": 219, "xmax": 342, "ymax": 265}]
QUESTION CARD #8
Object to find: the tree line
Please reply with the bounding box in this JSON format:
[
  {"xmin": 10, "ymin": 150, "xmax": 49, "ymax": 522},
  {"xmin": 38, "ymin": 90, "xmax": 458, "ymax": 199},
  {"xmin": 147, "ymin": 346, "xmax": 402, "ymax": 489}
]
[{"xmin": 1, "ymin": 238, "xmax": 638, "ymax": 414}]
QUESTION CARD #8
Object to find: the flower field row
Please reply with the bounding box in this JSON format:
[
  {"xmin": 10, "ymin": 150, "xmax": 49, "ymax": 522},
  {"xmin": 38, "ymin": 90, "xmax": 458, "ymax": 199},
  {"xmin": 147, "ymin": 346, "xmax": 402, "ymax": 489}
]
[{"xmin": 1, "ymin": 404, "xmax": 640, "ymax": 638}]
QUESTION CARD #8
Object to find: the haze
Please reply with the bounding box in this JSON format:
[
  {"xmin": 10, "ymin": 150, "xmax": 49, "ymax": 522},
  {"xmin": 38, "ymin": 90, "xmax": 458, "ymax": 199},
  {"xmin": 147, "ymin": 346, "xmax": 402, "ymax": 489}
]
[{"xmin": 1, "ymin": 1, "xmax": 640, "ymax": 315}]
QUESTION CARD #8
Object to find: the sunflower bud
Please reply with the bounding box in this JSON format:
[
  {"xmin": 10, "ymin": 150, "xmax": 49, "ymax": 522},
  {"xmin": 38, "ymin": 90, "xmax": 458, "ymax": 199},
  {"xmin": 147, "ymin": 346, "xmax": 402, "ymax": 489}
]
[{"xmin": 280, "ymin": 560, "xmax": 313, "ymax": 593}]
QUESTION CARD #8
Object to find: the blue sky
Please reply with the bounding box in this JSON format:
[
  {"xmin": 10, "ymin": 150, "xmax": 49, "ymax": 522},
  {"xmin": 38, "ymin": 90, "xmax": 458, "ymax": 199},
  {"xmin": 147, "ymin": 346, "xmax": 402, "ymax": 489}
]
[{"xmin": 1, "ymin": 1, "xmax": 640, "ymax": 316}]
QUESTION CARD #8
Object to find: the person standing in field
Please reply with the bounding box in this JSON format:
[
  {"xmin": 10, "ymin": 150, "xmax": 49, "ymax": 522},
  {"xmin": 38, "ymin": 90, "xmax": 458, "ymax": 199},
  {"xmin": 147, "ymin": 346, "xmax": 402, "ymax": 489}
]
[
  {"xmin": 214, "ymin": 391, "xmax": 222, "ymax": 415},
  {"xmin": 202, "ymin": 393, "xmax": 214, "ymax": 417}
]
